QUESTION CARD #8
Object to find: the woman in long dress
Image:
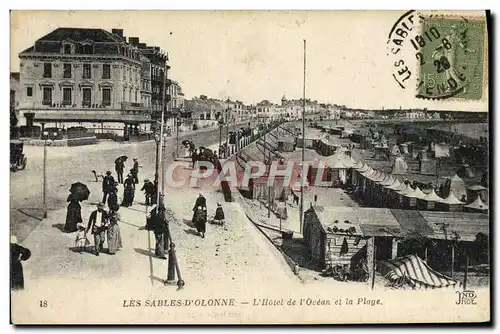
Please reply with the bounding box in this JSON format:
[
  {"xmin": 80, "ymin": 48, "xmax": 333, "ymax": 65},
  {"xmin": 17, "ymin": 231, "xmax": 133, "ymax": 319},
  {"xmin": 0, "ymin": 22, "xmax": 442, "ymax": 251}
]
[
  {"xmin": 194, "ymin": 206, "xmax": 207, "ymax": 238},
  {"xmin": 10, "ymin": 236, "xmax": 31, "ymax": 290},
  {"xmin": 108, "ymin": 183, "xmax": 119, "ymax": 211},
  {"xmin": 121, "ymin": 174, "xmax": 135, "ymax": 207},
  {"xmin": 64, "ymin": 194, "xmax": 82, "ymax": 233},
  {"xmin": 107, "ymin": 209, "xmax": 123, "ymax": 255}
]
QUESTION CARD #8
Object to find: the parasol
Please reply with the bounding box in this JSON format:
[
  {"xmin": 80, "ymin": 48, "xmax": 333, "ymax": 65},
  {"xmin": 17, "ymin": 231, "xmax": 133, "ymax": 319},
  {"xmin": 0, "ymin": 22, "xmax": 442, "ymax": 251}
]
[
  {"xmin": 115, "ymin": 155, "xmax": 128, "ymax": 164},
  {"xmin": 69, "ymin": 182, "xmax": 90, "ymax": 201}
]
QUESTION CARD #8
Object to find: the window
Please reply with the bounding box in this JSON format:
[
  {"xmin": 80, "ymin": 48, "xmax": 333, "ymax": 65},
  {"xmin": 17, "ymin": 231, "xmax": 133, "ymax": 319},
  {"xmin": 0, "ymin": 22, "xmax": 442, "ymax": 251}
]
[
  {"xmin": 82, "ymin": 88, "xmax": 91, "ymax": 106},
  {"xmin": 62, "ymin": 88, "xmax": 72, "ymax": 106},
  {"xmin": 63, "ymin": 63, "xmax": 72, "ymax": 78},
  {"xmin": 102, "ymin": 88, "xmax": 111, "ymax": 106},
  {"xmin": 26, "ymin": 87, "xmax": 33, "ymax": 97},
  {"xmin": 83, "ymin": 44, "xmax": 93, "ymax": 54},
  {"xmin": 135, "ymin": 90, "xmax": 138, "ymax": 102},
  {"xmin": 63, "ymin": 44, "xmax": 71, "ymax": 54},
  {"xmin": 129, "ymin": 68, "xmax": 132, "ymax": 81},
  {"xmin": 102, "ymin": 64, "xmax": 111, "ymax": 79},
  {"xmin": 43, "ymin": 63, "xmax": 52, "ymax": 78},
  {"xmin": 83, "ymin": 64, "xmax": 91, "ymax": 79},
  {"xmin": 42, "ymin": 87, "xmax": 52, "ymax": 105}
]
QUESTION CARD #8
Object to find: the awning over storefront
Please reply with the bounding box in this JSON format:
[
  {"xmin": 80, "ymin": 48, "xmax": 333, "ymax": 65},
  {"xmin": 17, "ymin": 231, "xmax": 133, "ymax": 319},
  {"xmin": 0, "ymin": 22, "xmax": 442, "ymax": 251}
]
[{"xmin": 31, "ymin": 111, "xmax": 155, "ymax": 123}]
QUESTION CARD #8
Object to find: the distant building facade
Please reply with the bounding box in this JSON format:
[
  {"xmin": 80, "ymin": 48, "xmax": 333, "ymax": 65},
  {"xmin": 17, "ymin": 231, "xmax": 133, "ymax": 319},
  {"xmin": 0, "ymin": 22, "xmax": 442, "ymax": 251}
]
[
  {"xmin": 137, "ymin": 40, "xmax": 169, "ymax": 123},
  {"xmin": 140, "ymin": 54, "xmax": 152, "ymax": 113}
]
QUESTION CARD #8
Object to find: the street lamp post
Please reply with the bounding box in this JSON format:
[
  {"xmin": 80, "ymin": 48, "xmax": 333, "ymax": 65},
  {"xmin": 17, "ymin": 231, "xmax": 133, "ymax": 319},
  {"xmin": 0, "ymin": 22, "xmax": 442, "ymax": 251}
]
[
  {"xmin": 218, "ymin": 120, "xmax": 223, "ymax": 157},
  {"xmin": 225, "ymin": 110, "xmax": 229, "ymax": 156},
  {"xmin": 176, "ymin": 117, "xmax": 180, "ymax": 159},
  {"xmin": 42, "ymin": 129, "xmax": 58, "ymax": 219},
  {"xmin": 43, "ymin": 135, "xmax": 48, "ymax": 218},
  {"xmin": 154, "ymin": 131, "xmax": 160, "ymax": 184}
]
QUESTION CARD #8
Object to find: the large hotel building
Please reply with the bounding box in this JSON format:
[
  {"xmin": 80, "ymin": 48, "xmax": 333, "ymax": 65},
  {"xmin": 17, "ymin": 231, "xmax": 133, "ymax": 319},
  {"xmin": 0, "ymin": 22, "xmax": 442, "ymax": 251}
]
[{"xmin": 17, "ymin": 28, "xmax": 171, "ymax": 136}]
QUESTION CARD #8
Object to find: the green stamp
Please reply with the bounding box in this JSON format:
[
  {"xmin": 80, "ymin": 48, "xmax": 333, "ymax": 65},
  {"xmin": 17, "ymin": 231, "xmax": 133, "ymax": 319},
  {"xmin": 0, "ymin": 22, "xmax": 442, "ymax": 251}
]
[{"xmin": 416, "ymin": 16, "xmax": 486, "ymax": 100}]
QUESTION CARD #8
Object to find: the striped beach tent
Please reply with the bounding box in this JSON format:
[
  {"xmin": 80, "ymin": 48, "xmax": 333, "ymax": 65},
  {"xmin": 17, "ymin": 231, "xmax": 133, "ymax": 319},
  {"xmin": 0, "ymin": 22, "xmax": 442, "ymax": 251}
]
[{"xmin": 378, "ymin": 255, "xmax": 460, "ymax": 290}]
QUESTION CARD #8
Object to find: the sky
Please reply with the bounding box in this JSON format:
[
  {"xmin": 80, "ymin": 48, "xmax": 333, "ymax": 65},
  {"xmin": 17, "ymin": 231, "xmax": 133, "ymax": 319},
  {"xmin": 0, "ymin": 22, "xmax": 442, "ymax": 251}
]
[{"xmin": 10, "ymin": 10, "xmax": 488, "ymax": 111}]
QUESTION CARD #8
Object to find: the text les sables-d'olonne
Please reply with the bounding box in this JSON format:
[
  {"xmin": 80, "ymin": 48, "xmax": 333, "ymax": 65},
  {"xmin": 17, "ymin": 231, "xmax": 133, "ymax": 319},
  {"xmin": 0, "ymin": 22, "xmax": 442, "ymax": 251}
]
[{"xmin": 122, "ymin": 297, "xmax": 382, "ymax": 308}]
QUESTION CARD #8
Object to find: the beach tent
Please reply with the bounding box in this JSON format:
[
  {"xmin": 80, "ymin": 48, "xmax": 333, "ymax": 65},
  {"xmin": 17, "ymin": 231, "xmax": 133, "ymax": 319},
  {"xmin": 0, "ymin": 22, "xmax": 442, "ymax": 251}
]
[
  {"xmin": 417, "ymin": 188, "xmax": 444, "ymax": 211},
  {"xmin": 466, "ymin": 184, "xmax": 488, "ymax": 204},
  {"xmin": 392, "ymin": 156, "xmax": 408, "ymax": 175},
  {"xmin": 391, "ymin": 144, "xmax": 401, "ymax": 156},
  {"xmin": 464, "ymin": 196, "xmax": 488, "ymax": 213},
  {"xmin": 438, "ymin": 192, "xmax": 465, "ymax": 212},
  {"xmin": 445, "ymin": 174, "xmax": 467, "ymax": 202},
  {"xmin": 378, "ymin": 255, "xmax": 460, "ymax": 290},
  {"xmin": 396, "ymin": 183, "xmax": 418, "ymax": 209}
]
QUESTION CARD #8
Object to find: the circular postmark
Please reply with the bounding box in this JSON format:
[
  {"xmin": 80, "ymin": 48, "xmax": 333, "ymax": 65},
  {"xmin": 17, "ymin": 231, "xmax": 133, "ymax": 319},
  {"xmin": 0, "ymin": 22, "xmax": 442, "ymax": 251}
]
[{"xmin": 387, "ymin": 10, "xmax": 486, "ymax": 100}]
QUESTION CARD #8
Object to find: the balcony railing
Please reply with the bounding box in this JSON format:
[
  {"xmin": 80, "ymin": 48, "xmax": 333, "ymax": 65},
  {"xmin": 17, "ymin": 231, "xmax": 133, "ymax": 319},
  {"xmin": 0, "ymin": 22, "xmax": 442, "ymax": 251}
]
[{"xmin": 121, "ymin": 102, "xmax": 144, "ymax": 110}]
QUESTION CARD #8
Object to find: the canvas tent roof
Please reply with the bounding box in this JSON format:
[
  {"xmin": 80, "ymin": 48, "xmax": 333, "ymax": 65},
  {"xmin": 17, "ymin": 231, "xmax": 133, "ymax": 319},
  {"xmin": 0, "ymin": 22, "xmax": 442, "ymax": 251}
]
[
  {"xmin": 324, "ymin": 151, "xmax": 350, "ymax": 168},
  {"xmin": 441, "ymin": 192, "xmax": 465, "ymax": 205},
  {"xmin": 422, "ymin": 189, "xmax": 444, "ymax": 203},
  {"xmin": 378, "ymin": 255, "xmax": 460, "ymax": 289},
  {"xmin": 467, "ymin": 184, "xmax": 487, "ymax": 191},
  {"xmin": 397, "ymin": 183, "xmax": 416, "ymax": 196},
  {"xmin": 379, "ymin": 175, "xmax": 395, "ymax": 186},
  {"xmin": 464, "ymin": 196, "xmax": 489, "ymax": 211},
  {"xmin": 409, "ymin": 186, "xmax": 427, "ymax": 199},
  {"xmin": 386, "ymin": 179, "xmax": 404, "ymax": 191},
  {"xmin": 448, "ymin": 174, "xmax": 467, "ymax": 199}
]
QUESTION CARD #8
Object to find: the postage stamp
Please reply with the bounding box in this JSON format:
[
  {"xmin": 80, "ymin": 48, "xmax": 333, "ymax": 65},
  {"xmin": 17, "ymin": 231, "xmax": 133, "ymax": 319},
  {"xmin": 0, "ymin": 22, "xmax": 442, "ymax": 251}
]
[
  {"xmin": 416, "ymin": 16, "xmax": 486, "ymax": 100},
  {"xmin": 387, "ymin": 11, "xmax": 487, "ymax": 101}
]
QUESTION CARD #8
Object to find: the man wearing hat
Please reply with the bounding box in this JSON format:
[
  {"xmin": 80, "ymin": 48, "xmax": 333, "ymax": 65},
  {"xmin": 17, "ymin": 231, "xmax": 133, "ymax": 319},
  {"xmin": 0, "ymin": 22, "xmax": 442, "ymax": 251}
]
[
  {"xmin": 132, "ymin": 158, "xmax": 141, "ymax": 184},
  {"xmin": 141, "ymin": 179, "xmax": 156, "ymax": 206},
  {"xmin": 102, "ymin": 171, "xmax": 115, "ymax": 204},
  {"xmin": 86, "ymin": 202, "xmax": 109, "ymax": 256}
]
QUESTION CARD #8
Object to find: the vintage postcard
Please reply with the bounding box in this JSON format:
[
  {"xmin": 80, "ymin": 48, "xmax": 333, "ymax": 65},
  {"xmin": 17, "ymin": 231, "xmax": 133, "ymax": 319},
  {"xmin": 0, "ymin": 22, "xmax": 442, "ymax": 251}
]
[{"xmin": 9, "ymin": 10, "xmax": 490, "ymax": 324}]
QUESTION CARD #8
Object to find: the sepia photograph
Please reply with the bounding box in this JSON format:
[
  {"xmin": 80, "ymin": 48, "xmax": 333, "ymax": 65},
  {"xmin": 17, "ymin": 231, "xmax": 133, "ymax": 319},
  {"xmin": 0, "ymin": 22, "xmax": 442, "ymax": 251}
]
[{"xmin": 9, "ymin": 9, "xmax": 490, "ymax": 324}]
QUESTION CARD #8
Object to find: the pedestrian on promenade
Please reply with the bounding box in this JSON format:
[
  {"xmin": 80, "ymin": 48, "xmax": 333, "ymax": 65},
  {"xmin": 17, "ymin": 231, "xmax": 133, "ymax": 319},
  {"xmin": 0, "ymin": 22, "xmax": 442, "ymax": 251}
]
[
  {"xmin": 214, "ymin": 203, "xmax": 225, "ymax": 225},
  {"xmin": 115, "ymin": 159, "xmax": 125, "ymax": 184},
  {"xmin": 193, "ymin": 206, "xmax": 207, "ymax": 238},
  {"xmin": 141, "ymin": 179, "xmax": 156, "ymax": 206},
  {"xmin": 132, "ymin": 158, "xmax": 141, "ymax": 184},
  {"xmin": 191, "ymin": 149, "xmax": 198, "ymax": 169},
  {"xmin": 74, "ymin": 223, "xmax": 89, "ymax": 253},
  {"xmin": 102, "ymin": 171, "xmax": 115, "ymax": 204},
  {"xmin": 192, "ymin": 193, "xmax": 207, "ymax": 222},
  {"xmin": 121, "ymin": 174, "xmax": 135, "ymax": 207},
  {"xmin": 149, "ymin": 205, "xmax": 168, "ymax": 259},
  {"xmin": 108, "ymin": 183, "xmax": 119, "ymax": 212},
  {"xmin": 65, "ymin": 193, "xmax": 82, "ymax": 233},
  {"xmin": 107, "ymin": 208, "xmax": 123, "ymax": 255},
  {"xmin": 10, "ymin": 235, "xmax": 31, "ymax": 291},
  {"xmin": 86, "ymin": 202, "xmax": 109, "ymax": 256}
]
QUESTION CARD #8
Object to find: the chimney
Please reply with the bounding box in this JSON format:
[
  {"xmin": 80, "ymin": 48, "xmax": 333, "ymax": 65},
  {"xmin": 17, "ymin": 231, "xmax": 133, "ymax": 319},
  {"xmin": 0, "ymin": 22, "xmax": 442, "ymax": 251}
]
[
  {"xmin": 112, "ymin": 29, "xmax": 123, "ymax": 38},
  {"xmin": 154, "ymin": 46, "xmax": 160, "ymax": 52},
  {"xmin": 129, "ymin": 37, "xmax": 139, "ymax": 46},
  {"xmin": 138, "ymin": 43, "xmax": 147, "ymax": 49}
]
